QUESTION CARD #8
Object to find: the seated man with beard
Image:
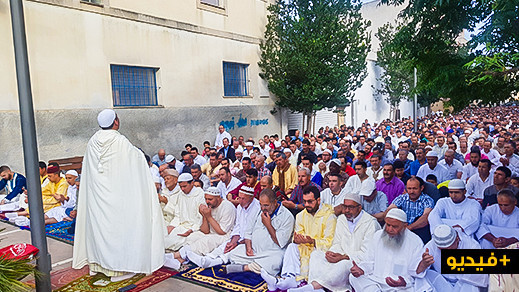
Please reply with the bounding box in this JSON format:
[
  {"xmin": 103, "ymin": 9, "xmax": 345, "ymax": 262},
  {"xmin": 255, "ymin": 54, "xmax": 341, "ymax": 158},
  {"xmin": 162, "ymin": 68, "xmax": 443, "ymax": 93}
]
[{"xmin": 349, "ymin": 208, "xmax": 432, "ymax": 291}]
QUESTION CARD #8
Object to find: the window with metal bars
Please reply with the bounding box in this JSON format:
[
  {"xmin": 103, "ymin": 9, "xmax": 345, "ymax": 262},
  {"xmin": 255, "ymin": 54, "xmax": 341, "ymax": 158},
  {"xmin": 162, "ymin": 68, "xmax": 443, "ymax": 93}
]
[
  {"xmin": 110, "ymin": 65, "xmax": 158, "ymax": 107},
  {"xmin": 223, "ymin": 62, "xmax": 249, "ymax": 97}
]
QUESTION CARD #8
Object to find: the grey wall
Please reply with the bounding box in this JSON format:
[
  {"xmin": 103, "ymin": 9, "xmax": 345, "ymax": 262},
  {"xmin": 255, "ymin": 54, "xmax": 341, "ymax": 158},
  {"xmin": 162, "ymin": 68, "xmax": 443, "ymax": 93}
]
[{"xmin": 0, "ymin": 105, "xmax": 283, "ymax": 174}]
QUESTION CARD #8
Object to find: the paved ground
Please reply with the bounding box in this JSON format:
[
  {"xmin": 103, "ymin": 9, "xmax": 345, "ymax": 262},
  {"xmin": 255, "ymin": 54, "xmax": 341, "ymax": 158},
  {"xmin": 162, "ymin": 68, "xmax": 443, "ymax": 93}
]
[{"xmin": 0, "ymin": 221, "xmax": 215, "ymax": 291}]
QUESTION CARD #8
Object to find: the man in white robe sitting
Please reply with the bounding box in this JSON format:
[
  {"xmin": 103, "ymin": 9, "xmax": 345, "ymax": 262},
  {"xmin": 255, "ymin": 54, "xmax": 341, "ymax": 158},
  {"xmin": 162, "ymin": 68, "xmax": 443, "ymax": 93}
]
[
  {"xmin": 428, "ymin": 179, "xmax": 481, "ymax": 237},
  {"xmin": 164, "ymin": 173, "xmax": 206, "ymax": 252},
  {"xmin": 225, "ymin": 189, "xmax": 295, "ymax": 276},
  {"xmin": 293, "ymin": 193, "xmax": 380, "ymax": 292},
  {"xmin": 44, "ymin": 170, "xmax": 78, "ymax": 224},
  {"xmin": 425, "ymin": 225, "xmax": 488, "ymax": 291},
  {"xmin": 185, "ymin": 186, "xmax": 261, "ymax": 268},
  {"xmin": 164, "ymin": 187, "xmax": 236, "ymax": 269},
  {"xmin": 261, "ymin": 185, "xmax": 336, "ymax": 291},
  {"xmin": 476, "ymin": 189, "xmax": 519, "ymax": 249},
  {"xmin": 158, "ymin": 169, "xmax": 180, "ymax": 206},
  {"xmin": 349, "ymin": 208, "xmax": 432, "ymax": 292}
]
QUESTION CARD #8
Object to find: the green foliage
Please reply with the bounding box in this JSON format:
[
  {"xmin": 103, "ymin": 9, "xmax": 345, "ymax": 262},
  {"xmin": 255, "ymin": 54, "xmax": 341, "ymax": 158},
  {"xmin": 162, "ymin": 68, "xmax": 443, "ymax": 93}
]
[
  {"xmin": 259, "ymin": 0, "xmax": 371, "ymax": 115},
  {"xmin": 377, "ymin": 0, "xmax": 519, "ymax": 112}
]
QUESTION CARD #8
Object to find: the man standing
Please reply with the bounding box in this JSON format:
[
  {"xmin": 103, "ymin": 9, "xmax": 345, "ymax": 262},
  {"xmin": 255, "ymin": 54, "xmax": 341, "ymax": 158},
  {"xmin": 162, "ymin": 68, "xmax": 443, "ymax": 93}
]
[
  {"xmin": 217, "ymin": 138, "xmax": 236, "ymax": 162},
  {"xmin": 261, "ymin": 186, "xmax": 336, "ymax": 291},
  {"xmin": 349, "ymin": 209, "xmax": 432, "ymax": 291},
  {"xmin": 302, "ymin": 193, "xmax": 380, "ymax": 292},
  {"xmin": 73, "ymin": 109, "xmax": 164, "ymax": 281},
  {"xmin": 215, "ymin": 125, "xmax": 232, "ymax": 150},
  {"xmin": 226, "ymin": 189, "xmax": 295, "ymax": 276}
]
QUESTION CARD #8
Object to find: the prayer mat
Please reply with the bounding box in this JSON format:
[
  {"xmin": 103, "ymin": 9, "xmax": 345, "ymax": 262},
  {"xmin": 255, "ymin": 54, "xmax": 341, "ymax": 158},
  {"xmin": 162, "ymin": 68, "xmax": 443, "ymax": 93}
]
[
  {"xmin": 45, "ymin": 221, "xmax": 75, "ymax": 244},
  {"xmin": 126, "ymin": 267, "xmax": 178, "ymax": 292},
  {"xmin": 176, "ymin": 264, "xmax": 268, "ymax": 292},
  {"xmin": 54, "ymin": 272, "xmax": 145, "ymax": 292},
  {"xmin": 24, "ymin": 266, "xmax": 89, "ymax": 290}
]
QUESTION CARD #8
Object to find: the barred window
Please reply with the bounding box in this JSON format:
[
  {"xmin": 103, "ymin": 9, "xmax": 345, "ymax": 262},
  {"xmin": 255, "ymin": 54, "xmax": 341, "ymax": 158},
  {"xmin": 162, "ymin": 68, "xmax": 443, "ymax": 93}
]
[
  {"xmin": 223, "ymin": 62, "xmax": 249, "ymax": 97},
  {"xmin": 110, "ymin": 65, "xmax": 158, "ymax": 107}
]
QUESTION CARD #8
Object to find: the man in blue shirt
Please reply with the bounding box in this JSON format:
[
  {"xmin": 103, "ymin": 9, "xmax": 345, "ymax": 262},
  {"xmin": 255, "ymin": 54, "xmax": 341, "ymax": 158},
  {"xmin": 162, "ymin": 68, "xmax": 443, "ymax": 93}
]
[
  {"xmin": 0, "ymin": 165, "xmax": 27, "ymax": 205},
  {"xmin": 387, "ymin": 176, "xmax": 435, "ymax": 243},
  {"xmin": 409, "ymin": 147, "xmax": 427, "ymax": 176}
]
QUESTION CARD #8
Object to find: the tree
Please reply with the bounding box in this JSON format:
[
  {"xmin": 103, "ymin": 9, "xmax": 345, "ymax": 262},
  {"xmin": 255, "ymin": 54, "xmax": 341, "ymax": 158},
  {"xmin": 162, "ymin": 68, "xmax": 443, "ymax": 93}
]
[
  {"xmin": 259, "ymin": 0, "xmax": 370, "ymax": 131},
  {"xmin": 377, "ymin": 0, "xmax": 519, "ymax": 112}
]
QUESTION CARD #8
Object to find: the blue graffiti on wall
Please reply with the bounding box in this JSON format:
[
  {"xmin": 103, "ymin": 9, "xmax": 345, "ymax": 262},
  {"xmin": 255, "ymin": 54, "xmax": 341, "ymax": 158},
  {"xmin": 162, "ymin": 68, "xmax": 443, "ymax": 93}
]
[
  {"xmin": 220, "ymin": 114, "xmax": 269, "ymax": 131},
  {"xmin": 250, "ymin": 119, "xmax": 269, "ymax": 126}
]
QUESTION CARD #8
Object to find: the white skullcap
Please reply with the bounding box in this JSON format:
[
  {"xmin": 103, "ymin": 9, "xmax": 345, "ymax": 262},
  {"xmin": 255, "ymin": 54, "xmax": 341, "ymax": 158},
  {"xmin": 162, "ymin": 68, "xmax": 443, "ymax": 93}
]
[
  {"xmin": 283, "ymin": 148, "xmax": 292, "ymax": 153},
  {"xmin": 178, "ymin": 173, "xmax": 193, "ymax": 182},
  {"xmin": 344, "ymin": 193, "xmax": 361, "ymax": 204},
  {"xmin": 205, "ymin": 187, "xmax": 221, "ymax": 197},
  {"xmin": 331, "ymin": 158, "xmax": 341, "ymax": 166},
  {"xmin": 425, "ymin": 145, "xmax": 433, "ymax": 150},
  {"xmin": 433, "ymin": 224, "xmax": 457, "ymax": 248},
  {"xmin": 235, "ymin": 148, "xmax": 243, "ymax": 153},
  {"xmin": 436, "ymin": 131, "xmax": 443, "ymax": 135},
  {"xmin": 386, "ymin": 208, "xmax": 407, "ymax": 223},
  {"xmin": 426, "ymin": 151, "xmax": 439, "ymax": 158},
  {"xmin": 274, "ymin": 141, "xmax": 282, "ymax": 148},
  {"xmin": 464, "ymin": 129, "xmax": 471, "ymax": 134},
  {"xmin": 163, "ymin": 169, "xmax": 179, "ymax": 177},
  {"xmin": 165, "ymin": 155, "xmax": 175, "ymax": 163},
  {"xmin": 359, "ymin": 178, "xmax": 376, "ymax": 196},
  {"xmin": 239, "ymin": 186, "xmax": 255, "ymax": 196},
  {"xmin": 245, "ymin": 142, "xmax": 254, "ymax": 147},
  {"xmin": 323, "ymin": 149, "xmax": 332, "ymax": 155},
  {"xmin": 65, "ymin": 170, "xmax": 78, "ymax": 177},
  {"xmin": 448, "ymin": 179, "xmax": 465, "ymax": 189},
  {"xmin": 97, "ymin": 109, "xmax": 116, "ymax": 128},
  {"xmin": 374, "ymin": 136, "xmax": 384, "ymax": 143}
]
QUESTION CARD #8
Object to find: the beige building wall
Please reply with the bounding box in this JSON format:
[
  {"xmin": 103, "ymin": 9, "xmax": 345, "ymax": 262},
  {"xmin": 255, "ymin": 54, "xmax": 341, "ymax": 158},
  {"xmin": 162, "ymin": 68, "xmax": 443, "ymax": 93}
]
[{"xmin": 0, "ymin": 0, "xmax": 284, "ymax": 172}]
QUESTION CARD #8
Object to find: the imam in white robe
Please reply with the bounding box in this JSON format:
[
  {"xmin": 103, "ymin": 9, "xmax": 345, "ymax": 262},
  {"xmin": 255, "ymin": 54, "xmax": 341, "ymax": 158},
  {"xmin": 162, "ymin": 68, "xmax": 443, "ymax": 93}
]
[
  {"xmin": 73, "ymin": 129, "xmax": 165, "ymax": 274},
  {"xmin": 228, "ymin": 204, "xmax": 295, "ymax": 275}
]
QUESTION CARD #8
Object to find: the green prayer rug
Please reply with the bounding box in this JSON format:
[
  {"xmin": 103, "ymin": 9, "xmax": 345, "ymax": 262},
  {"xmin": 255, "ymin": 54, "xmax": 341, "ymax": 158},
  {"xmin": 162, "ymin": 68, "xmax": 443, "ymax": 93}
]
[{"xmin": 54, "ymin": 273, "xmax": 145, "ymax": 292}]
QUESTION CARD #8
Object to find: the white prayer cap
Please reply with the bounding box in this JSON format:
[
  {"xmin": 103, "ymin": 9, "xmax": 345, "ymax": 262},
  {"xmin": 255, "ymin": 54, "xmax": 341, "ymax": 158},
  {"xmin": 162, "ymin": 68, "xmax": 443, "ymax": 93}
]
[
  {"xmin": 274, "ymin": 141, "xmax": 282, "ymax": 148},
  {"xmin": 426, "ymin": 151, "xmax": 439, "ymax": 158},
  {"xmin": 235, "ymin": 148, "xmax": 243, "ymax": 153},
  {"xmin": 433, "ymin": 225, "xmax": 457, "ymax": 248},
  {"xmin": 163, "ymin": 169, "xmax": 179, "ymax": 177},
  {"xmin": 331, "ymin": 158, "xmax": 341, "ymax": 166},
  {"xmin": 425, "ymin": 145, "xmax": 433, "ymax": 151},
  {"xmin": 323, "ymin": 149, "xmax": 332, "ymax": 155},
  {"xmin": 344, "ymin": 193, "xmax": 361, "ymax": 205},
  {"xmin": 359, "ymin": 178, "xmax": 376, "ymax": 196},
  {"xmin": 448, "ymin": 179, "xmax": 465, "ymax": 190},
  {"xmin": 178, "ymin": 173, "xmax": 193, "ymax": 182},
  {"xmin": 165, "ymin": 155, "xmax": 175, "ymax": 163},
  {"xmin": 205, "ymin": 187, "xmax": 221, "ymax": 197},
  {"xmin": 97, "ymin": 109, "xmax": 116, "ymax": 128},
  {"xmin": 464, "ymin": 129, "xmax": 472, "ymax": 134},
  {"xmin": 374, "ymin": 136, "xmax": 384, "ymax": 143},
  {"xmin": 245, "ymin": 142, "xmax": 254, "ymax": 147},
  {"xmin": 65, "ymin": 170, "xmax": 78, "ymax": 177},
  {"xmin": 386, "ymin": 208, "xmax": 407, "ymax": 223},
  {"xmin": 436, "ymin": 130, "xmax": 444, "ymax": 135},
  {"xmin": 283, "ymin": 148, "xmax": 292, "ymax": 153}
]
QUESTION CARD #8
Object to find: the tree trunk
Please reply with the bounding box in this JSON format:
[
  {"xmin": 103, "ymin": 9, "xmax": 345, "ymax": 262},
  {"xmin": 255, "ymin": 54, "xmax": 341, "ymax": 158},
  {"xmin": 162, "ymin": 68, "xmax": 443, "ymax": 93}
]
[{"xmin": 306, "ymin": 113, "xmax": 312, "ymax": 135}]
